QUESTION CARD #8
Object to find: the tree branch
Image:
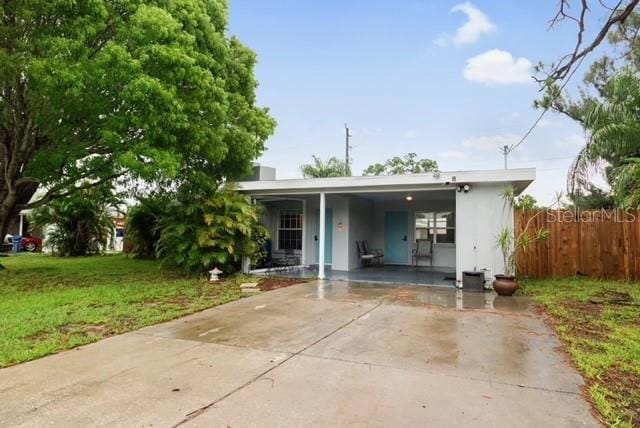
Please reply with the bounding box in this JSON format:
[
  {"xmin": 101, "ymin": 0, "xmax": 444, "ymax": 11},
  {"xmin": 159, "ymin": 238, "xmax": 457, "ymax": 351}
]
[
  {"xmin": 22, "ymin": 173, "xmax": 123, "ymax": 210},
  {"xmin": 548, "ymin": 0, "xmax": 640, "ymax": 81}
]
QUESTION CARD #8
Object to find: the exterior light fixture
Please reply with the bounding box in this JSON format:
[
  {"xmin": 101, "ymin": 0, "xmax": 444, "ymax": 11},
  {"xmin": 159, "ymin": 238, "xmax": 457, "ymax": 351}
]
[
  {"xmin": 457, "ymin": 184, "xmax": 471, "ymax": 193},
  {"xmin": 405, "ymin": 195, "xmax": 413, "ymax": 201}
]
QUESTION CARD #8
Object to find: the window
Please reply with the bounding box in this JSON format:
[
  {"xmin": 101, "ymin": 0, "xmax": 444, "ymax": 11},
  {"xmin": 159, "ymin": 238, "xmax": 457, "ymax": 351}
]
[
  {"xmin": 278, "ymin": 209, "xmax": 303, "ymax": 251},
  {"xmin": 415, "ymin": 211, "xmax": 455, "ymax": 244}
]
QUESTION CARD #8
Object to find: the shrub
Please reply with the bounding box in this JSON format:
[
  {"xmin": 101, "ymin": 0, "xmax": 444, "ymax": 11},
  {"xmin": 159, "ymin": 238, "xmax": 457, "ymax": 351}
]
[
  {"xmin": 157, "ymin": 186, "xmax": 268, "ymax": 275},
  {"xmin": 125, "ymin": 194, "xmax": 170, "ymax": 258},
  {"xmin": 31, "ymin": 186, "xmax": 120, "ymax": 256}
]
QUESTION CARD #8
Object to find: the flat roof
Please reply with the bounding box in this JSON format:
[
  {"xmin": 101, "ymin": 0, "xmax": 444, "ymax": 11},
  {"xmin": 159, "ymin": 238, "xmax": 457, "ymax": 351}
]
[{"xmin": 238, "ymin": 168, "xmax": 535, "ymax": 196}]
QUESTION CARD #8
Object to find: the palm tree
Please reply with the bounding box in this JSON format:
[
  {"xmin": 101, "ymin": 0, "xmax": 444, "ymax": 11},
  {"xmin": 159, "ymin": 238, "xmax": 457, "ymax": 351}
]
[
  {"xmin": 569, "ymin": 70, "xmax": 640, "ymax": 208},
  {"xmin": 300, "ymin": 155, "xmax": 351, "ymax": 178}
]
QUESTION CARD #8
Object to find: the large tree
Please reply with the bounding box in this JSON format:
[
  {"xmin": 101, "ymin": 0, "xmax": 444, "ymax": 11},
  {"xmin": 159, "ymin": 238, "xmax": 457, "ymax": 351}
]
[
  {"xmin": 536, "ymin": 9, "xmax": 640, "ymax": 205},
  {"xmin": 0, "ymin": 0, "xmax": 275, "ymax": 237},
  {"xmin": 363, "ymin": 153, "xmax": 438, "ymax": 176}
]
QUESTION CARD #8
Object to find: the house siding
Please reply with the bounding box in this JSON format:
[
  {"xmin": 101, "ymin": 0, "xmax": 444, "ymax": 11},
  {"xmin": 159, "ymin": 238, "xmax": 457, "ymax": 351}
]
[{"xmin": 455, "ymin": 183, "xmax": 512, "ymax": 282}]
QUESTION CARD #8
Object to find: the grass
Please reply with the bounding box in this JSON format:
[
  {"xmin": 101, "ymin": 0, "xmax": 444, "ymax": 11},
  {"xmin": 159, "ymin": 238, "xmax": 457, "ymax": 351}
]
[
  {"xmin": 0, "ymin": 253, "xmax": 250, "ymax": 368},
  {"xmin": 521, "ymin": 278, "xmax": 640, "ymax": 428}
]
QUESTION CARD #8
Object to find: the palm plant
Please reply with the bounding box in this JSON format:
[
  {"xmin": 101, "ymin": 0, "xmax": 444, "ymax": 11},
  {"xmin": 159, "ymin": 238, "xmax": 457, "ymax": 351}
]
[
  {"xmin": 300, "ymin": 155, "xmax": 351, "ymax": 178},
  {"xmin": 31, "ymin": 186, "xmax": 120, "ymax": 256},
  {"xmin": 569, "ymin": 70, "xmax": 640, "ymax": 208},
  {"xmin": 156, "ymin": 185, "xmax": 268, "ymax": 275}
]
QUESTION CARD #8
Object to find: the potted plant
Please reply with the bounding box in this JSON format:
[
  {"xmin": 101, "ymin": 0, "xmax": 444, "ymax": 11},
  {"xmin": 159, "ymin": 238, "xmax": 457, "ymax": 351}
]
[{"xmin": 493, "ymin": 187, "xmax": 549, "ymax": 296}]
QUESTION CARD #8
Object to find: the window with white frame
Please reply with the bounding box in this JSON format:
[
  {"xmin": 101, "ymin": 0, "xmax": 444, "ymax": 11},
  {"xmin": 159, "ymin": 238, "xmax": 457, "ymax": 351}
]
[
  {"xmin": 278, "ymin": 209, "xmax": 303, "ymax": 251},
  {"xmin": 415, "ymin": 211, "xmax": 455, "ymax": 244}
]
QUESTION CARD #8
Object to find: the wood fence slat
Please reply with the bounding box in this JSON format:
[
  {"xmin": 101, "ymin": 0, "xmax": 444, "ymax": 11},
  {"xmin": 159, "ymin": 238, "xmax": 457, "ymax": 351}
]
[{"xmin": 515, "ymin": 209, "xmax": 640, "ymax": 281}]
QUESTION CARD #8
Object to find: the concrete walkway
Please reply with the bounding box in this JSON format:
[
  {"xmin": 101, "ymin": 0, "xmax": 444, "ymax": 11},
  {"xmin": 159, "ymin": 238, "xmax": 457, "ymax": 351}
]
[{"xmin": 0, "ymin": 281, "xmax": 598, "ymax": 427}]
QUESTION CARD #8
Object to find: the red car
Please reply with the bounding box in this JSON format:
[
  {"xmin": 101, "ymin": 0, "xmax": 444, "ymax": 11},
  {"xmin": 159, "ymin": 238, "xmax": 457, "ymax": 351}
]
[{"xmin": 20, "ymin": 235, "xmax": 43, "ymax": 252}]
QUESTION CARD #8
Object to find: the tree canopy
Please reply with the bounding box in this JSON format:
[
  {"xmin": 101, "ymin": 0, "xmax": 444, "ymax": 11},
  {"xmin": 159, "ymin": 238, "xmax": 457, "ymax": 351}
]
[
  {"xmin": 300, "ymin": 155, "xmax": 351, "ymax": 178},
  {"xmin": 537, "ymin": 11, "xmax": 640, "ymax": 207},
  {"xmin": 0, "ymin": 0, "xmax": 275, "ymax": 237},
  {"xmin": 363, "ymin": 153, "xmax": 438, "ymax": 176}
]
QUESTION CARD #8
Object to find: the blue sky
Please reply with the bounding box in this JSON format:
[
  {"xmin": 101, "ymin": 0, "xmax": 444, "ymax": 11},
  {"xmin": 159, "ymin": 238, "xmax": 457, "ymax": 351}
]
[{"xmin": 228, "ymin": 1, "xmax": 611, "ymax": 203}]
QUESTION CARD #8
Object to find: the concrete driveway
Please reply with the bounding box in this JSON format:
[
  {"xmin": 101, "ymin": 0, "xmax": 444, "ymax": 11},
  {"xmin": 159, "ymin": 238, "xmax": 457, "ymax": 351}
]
[{"xmin": 0, "ymin": 281, "xmax": 598, "ymax": 427}]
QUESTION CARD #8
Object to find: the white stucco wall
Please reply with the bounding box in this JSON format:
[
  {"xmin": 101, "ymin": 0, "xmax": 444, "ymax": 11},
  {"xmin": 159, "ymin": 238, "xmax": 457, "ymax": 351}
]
[
  {"xmin": 455, "ymin": 183, "xmax": 513, "ymax": 282},
  {"xmin": 369, "ymin": 198, "xmax": 456, "ymax": 269},
  {"xmin": 347, "ymin": 196, "xmax": 375, "ymax": 270}
]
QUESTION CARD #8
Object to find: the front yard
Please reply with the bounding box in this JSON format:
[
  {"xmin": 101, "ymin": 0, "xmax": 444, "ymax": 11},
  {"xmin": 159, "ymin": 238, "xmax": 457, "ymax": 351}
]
[
  {"xmin": 523, "ymin": 278, "xmax": 640, "ymax": 428},
  {"xmin": 0, "ymin": 254, "xmax": 251, "ymax": 368}
]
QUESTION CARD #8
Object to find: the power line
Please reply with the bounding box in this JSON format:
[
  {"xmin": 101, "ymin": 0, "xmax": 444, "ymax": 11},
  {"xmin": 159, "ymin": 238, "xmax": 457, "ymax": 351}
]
[{"xmin": 503, "ymin": 54, "xmax": 589, "ymax": 163}]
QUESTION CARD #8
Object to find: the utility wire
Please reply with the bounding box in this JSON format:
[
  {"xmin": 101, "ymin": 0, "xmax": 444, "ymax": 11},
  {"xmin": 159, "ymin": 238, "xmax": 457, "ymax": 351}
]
[{"xmin": 507, "ymin": 54, "xmax": 588, "ymax": 155}]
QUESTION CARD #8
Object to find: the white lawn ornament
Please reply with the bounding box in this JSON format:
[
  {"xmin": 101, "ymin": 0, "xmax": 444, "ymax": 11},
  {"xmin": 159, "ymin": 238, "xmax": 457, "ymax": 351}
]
[{"xmin": 209, "ymin": 267, "xmax": 222, "ymax": 283}]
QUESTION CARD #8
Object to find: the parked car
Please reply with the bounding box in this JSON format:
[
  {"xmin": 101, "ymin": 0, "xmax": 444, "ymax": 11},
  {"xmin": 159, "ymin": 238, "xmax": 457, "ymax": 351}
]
[
  {"xmin": 20, "ymin": 235, "xmax": 43, "ymax": 252},
  {"xmin": 3, "ymin": 234, "xmax": 42, "ymax": 252}
]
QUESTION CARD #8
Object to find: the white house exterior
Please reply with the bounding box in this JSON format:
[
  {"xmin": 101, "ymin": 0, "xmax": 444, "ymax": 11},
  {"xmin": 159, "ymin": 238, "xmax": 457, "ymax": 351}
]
[{"xmin": 238, "ymin": 167, "xmax": 535, "ymax": 286}]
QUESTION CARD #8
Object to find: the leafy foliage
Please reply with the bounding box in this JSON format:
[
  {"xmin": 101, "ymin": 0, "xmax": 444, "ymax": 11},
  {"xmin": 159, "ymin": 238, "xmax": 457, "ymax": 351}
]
[
  {"xmin": 0, "ymin": 0, "xmax": 275, "ymax": 239},
  {"xmin": 363, "ymin": 153, "xmax": 438, "ymax": 176},
  {"xmin": 577, "ymin": 71, "xmax": 640, "ymax": 208},
  {"xmin": 157, "ymin": 186, "xmax": 268, "ymax": 275},
  {"xmin": 125, "ymin": 193, "xmax": 171, "ymax": 258},
  {"xmin": 514, "ymin": 194, "xmax": 539, "ymax": 210},
  {"xmin": 566, "ymin": 184, "xmax": 616, "ymax": 209},
  {"xmin": 31, "ymin": 186, "xmax": 120, "ymax": 256},
  {"xmin": 536, "ymin": 12, "xmax": 640, "ymax": 205},
  {"xmin": 300, "ymin": 156, "xmax": 351, "ymax": 178}
]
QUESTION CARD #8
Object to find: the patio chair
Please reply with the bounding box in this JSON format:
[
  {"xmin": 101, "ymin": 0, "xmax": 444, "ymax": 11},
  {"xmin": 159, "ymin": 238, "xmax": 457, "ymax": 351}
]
[
  {"xmin": 412, "ymin": 239, "xmax": 433, "ymax": 268},
  {"xmin": 283, "ymin": 247, "xmax": 299, "ymax": 266},
  {"xmin": 356, "ymin": 240, "xmax": 376, "ymax": 267},
  {"xmin": 362, "ymin": 240, "xmax": 384, "ymax": 265}
]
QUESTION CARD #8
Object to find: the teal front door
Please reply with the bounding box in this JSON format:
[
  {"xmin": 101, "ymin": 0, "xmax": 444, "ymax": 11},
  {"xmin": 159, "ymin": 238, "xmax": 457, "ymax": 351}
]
[
  {"xmin": 315, "ymin": 208, "xmax": 333, "ymax": 265},
  {"xmin": 384, "ymin": 211, "xmax": 408, "ymax": 264}
]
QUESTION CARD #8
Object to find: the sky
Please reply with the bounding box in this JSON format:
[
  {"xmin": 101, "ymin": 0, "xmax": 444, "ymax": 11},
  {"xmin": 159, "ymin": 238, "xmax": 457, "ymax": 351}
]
[{"xmin": 227, "ymin": 1, "xmax": 613, "ymax": 204}]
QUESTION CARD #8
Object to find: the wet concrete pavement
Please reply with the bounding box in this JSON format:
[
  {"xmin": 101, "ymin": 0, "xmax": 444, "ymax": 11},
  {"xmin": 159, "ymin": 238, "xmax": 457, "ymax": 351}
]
[{"xmin": 0, "ymin": 280, "xmax": 599, "ymax": 427}]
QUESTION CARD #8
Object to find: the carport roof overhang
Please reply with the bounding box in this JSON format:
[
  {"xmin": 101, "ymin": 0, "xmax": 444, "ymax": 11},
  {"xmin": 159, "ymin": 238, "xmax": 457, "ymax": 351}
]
[{"xmin": 238, "ymin": 168, "xmax": 535, "ymax": 197}]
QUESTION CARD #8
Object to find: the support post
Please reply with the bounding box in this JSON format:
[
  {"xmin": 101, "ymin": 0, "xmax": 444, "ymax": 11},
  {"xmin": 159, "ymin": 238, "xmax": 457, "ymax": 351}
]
[
  {"xmin": 18, "ymin": 214, "xmax": 23, "ymax": 236},
  {"xmin": 301, "ymin": 199, "xmax": 307, "ymax": 266},
  {"xmin": 318, "ymin": 192, "xmax": 326, "ymax": 279}
]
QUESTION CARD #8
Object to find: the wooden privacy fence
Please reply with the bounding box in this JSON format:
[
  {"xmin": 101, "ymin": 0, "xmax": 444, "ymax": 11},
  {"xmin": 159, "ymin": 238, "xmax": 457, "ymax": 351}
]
[{"xmin": 515, "ymin": 210, "xmax": 640, "ymax": 281}]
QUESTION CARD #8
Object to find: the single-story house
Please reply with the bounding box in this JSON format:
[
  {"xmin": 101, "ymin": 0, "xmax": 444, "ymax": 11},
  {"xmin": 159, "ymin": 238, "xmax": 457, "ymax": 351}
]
[{"xmin": 238, "ymin": 166, "xmax": 535, "ymax": 287}]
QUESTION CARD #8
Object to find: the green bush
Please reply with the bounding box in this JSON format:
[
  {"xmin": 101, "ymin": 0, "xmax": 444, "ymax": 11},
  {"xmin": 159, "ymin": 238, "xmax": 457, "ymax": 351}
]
[
  {"xmin": 31, "ymin": 186, "xmax": 120, "ymax": 256},
  {"xmin": 157, "ymin": 186, "xmax": 268, "ymax": 275},
  {"xmin": 125, "ymin": 194, "xmax": 170, "ymax": 258}
]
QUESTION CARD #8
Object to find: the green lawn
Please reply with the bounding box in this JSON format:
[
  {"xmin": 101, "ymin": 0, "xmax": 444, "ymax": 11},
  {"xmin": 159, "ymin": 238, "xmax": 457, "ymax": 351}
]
[
  {"xmin": 522, "ymin": 278, "xmax": 640, "ymax": 428},
  {"xmin": 0, "ymin": 254, "xmax": 248, "ymax": 368}
]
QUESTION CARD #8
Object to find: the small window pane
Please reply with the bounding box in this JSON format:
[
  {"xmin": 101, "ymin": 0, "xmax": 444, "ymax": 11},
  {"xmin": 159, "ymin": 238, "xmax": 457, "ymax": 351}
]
[{"xmin": 278, "ymin": 210, "xmax": 303, "ymax": 251}]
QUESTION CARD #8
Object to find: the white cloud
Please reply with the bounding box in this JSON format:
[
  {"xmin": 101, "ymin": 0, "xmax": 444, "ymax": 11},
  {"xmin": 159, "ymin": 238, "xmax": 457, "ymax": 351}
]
[
  {"xmin": 557, "ymin": 133, "xmax": 586, "ymax": 147},
  {"xmin": 437, "ymin": 150, "xmax": 469, "ymax": 160},
  {"xmin": 450, "ymin": 2, "xmax": 496, "ymax": 46},
  {"xmin": 462, "ymin": 133, "xmax": 521, "ymax": 151},
  {"xmin": 463, "ymin": 49, "xmax": 533, "ymax": 85}
]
